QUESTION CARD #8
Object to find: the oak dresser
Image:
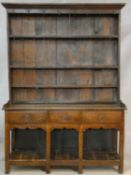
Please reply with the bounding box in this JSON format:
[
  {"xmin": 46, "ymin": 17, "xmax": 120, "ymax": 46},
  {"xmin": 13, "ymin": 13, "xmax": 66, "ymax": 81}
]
[{"xmin": 2, "ymin": 3, "xmax": 126, "ymax": 174}]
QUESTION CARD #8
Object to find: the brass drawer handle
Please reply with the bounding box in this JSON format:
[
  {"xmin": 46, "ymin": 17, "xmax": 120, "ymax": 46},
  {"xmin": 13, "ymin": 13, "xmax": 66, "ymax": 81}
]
[
  {"xmin": 23, "ymin": 114, "xmax": 32, "ymax": 123},
  {"xmin": 62, "ymin": 115, "xmax": 70, "ymax": 121},
  {"xmin": 99, "ymin": 115, "xmax": 104, "ymax": 123}
]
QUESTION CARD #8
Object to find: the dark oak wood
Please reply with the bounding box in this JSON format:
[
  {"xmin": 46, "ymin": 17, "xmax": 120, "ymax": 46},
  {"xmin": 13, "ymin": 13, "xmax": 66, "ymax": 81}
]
[
  {"xmin": 2, "ymin": 3, "xmax": 125, "ymax": 10},
  {"xmin": 9, "ymin": 35, "xmax": 118, "ymax": 39},
  {"xmin": 3, "ymin": 3, "xmax": 126, "ymax": 174}
]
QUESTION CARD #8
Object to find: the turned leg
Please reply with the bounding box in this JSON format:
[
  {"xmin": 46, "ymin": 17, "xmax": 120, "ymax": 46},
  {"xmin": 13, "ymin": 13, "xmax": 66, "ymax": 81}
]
[
  {"xmin": 78, "ymin": 128, "xmax": 83, "ymax": 174},
  {"xmin": 5, "ymin": 126, "xmax": 10, "ymax": 174},
  {"xmin": 119, "ymin": 125, "xmax": 124, "ymax": 174}
]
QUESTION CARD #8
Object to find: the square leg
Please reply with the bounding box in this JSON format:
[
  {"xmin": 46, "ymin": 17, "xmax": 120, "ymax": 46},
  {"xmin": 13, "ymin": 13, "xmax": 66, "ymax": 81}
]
[
  {"xmin": 46, "ymin": 129, "xmax": 51, "ymax": 174},
  {"xmin": 5, "ymin": 161, "xmax": 10, "ymax": 174},
  {"xmin": 119, "ymin": 126, "xmax": 124, "ymax": 174},
  {"xmin": 5, "ymin": 126, "xmax": 10, "ymax": 173},
  {"xmin": 78, "ymin": 129, "xmax": 83, "ymax": 174}
]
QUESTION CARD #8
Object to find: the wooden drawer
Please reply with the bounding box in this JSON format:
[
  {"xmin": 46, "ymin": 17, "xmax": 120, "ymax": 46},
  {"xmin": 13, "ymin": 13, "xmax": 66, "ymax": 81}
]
[
  {"xmin": 49, "ymin": 111, "xmax": 80, "ymax": 123},
  {"xmin": 82, "ymin": 111, "xmax": 122, "ymax": 124},
  {"xmin": 6, "ymin": 111, "xmax": 48, "ymax": 124}
]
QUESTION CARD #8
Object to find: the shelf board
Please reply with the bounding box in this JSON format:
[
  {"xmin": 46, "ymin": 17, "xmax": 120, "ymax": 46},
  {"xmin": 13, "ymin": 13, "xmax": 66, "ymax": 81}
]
[
  {"xmin": 83, "ymin": 151, "xmax": 120, "ymax": 160},
  {"xmin": 13, "ymin": 101, "xmax": 118, "ymax": 105},
  {"xmin": 51, "ymin": 153, "xmax": 78, "ymax": 161},
  {"xmin": 9, "ymin": 151, "xmax": 119, "ymax": 166},
  {"xmin": 83, "ymin": 151, "xmax": 120, "ymax": 166},
  {"xmin": 12, "ymin": 85, "xmax": 117, "ymax": 89},
  {"xmin": 9, "ymin": 10, "xmax": 119, "ymax": 16},
  {"xmin": 10, "ymin": 65, "xmax": 118, "ymax": 70},
  {"xmin": 9, "ymin": 35, "xmax": 118, "ymax": 40},
  {"xmin": 50, "ymin": 160, "xmax": 78, "ymax": 166},
  {"xmin": 10, "ymin": 151, "xmax": 45, "ymax": 160}
]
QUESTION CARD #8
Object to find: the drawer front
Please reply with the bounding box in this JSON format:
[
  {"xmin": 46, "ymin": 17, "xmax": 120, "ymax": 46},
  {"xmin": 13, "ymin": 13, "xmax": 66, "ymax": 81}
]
[
  {"xmin": 82, "ymin": 111, "xmax": 122, "ymax": 124},
  {"xmin": 49, "ymin": 111, "xmax": 80, "ymax": 123},
  {"xmin": 6, "ymin": 111, "xmax": 48, "ymax": 124}
]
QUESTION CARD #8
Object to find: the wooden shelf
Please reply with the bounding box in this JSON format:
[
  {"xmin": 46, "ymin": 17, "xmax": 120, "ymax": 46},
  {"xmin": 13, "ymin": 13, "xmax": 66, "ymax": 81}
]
[
  {"xmin": 51, "ymin": 153, "xmax": 78, "ymax": 160},
  {"xmin": 84, "ymin": 151, "xmax": 120, "ymax": 160},
  {"xmin": 10, "ymin": 65, "xmax": 118, "ymax": 70},
  {"xmin": 13, "ymin": 101, "xmax": 118, "ymax": 105},
  {"xmin": 10, "ymin": 151, "xmax": 119, "ymax": 161},
  {"xmin": 9, "ymin": 35, "xmax": 118, "ymax": 40},
  {"xmin": 10, "ymin": 151, "xmax": 45, "ymax": 160},
  {"xmin": 9, "ymin": 151, "xmax": 46, "ymax": 166},
  {"xmin": 12, "ymin": 85, "xmax": 117, "ymax": 89},
  {"xmin": 8, "ymin": 10, "xmax": 119, "ymax": 16},
  {"xmin": 50, "ymin": 160, "xmax": 78, "ymax": 166}
]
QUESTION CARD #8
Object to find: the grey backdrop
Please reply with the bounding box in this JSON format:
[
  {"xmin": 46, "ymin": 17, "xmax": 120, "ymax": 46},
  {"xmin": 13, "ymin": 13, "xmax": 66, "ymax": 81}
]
[{"xmin": 0, "ymin": 0, "xmax": 131, "ymax": 174}]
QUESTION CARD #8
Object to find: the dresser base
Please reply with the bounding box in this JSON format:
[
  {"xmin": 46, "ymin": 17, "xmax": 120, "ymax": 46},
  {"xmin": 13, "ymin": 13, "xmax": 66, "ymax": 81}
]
[{"xmin": 4, "ymin": 103, "xmax": 125, "ymax": 174}]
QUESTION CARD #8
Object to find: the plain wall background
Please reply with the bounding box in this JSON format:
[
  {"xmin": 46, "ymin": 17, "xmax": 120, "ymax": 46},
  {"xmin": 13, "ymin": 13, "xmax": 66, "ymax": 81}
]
[{"xmin": 0, "ymin": 0, "xmax": 131, "ymax": 173}]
